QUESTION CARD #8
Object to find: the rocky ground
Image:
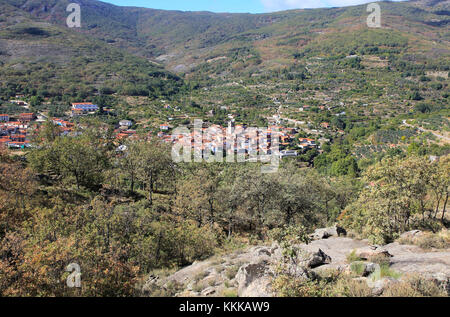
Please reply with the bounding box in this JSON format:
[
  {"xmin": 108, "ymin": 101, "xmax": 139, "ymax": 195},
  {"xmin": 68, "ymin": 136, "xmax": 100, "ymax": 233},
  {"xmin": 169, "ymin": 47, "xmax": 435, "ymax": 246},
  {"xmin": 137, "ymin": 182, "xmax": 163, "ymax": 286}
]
[{"xmin": 142, "ymin": 228, "xmax": 450, "ymax": 297}]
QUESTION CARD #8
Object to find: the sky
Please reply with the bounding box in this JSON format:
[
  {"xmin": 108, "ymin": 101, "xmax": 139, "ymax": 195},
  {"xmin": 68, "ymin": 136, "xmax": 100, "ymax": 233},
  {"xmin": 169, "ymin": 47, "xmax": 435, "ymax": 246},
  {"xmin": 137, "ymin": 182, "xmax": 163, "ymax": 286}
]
[{"xmin": 104, "ymin": 0, "xmax": 406, "ymax": 13}]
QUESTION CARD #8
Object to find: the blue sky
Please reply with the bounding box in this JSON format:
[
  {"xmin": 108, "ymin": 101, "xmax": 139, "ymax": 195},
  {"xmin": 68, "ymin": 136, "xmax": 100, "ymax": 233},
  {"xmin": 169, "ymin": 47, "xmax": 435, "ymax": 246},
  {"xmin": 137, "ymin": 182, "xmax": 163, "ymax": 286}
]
[{"xmin": 104, "ymin": 0, "xmax": 405, "ymax": 13}]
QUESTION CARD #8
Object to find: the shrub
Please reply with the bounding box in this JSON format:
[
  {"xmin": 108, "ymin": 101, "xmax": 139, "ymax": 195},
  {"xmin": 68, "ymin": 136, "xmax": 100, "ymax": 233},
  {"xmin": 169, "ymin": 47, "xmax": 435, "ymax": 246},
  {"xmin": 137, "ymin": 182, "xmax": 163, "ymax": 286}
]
[
  {"xmin": 194, "ymin": 271, "xmax": 209, "ymax": 282},
  {"xmin": 382, "ymin": 281, "xmax": 421, "ymax": 297},
  {"xmin": 145, "ymin": 280, "xmax": 184, "ymax": 297},
  {"xmin": 225, "ymin": 265, "xmax": 240, "ymax": 280},
  {"xmin": 370, "ymin": 263, "xmax": 402, "ymax": 281},
  {"xmin": 268, "ymin": 225, "xmax": 310, "ymax": 245},
  {"xmin": 417, "ymin": 235, "xmax": 448, "ymax": 249},
  {"xmin": 350, "ymin": 261, "xmax": 366, "ymax": 276},
  {"xmin": 383, "ymin": 275, "xmax": 447, "ymax": 297},
  {"xmin": 192, "ymin": 282, "xmax": 205, "ymax": 293},
  {"xmin": 405, "ymin": 275, "xmax": 447, "ymax": 297},
  {"xmin": 272, "ymin": 274, "xmax": 325, "ymax": 297},
  {"xmin": 367, "ymin": 254, "xmax": 391, "ymax": 266},
  {"xmin": 329, "ymin": 276, "xmax": 373, "ymax": 297},
  {"xmin": 346, "ymin": 250, "xmax": 363, "ymax": 263},
  {"xmin": 398, "ymin": 230, "xmax": 450, "ymax": 250},
  {"xmin": 273, "ymin": 269, "xmax": 373, "ymax": 297}
]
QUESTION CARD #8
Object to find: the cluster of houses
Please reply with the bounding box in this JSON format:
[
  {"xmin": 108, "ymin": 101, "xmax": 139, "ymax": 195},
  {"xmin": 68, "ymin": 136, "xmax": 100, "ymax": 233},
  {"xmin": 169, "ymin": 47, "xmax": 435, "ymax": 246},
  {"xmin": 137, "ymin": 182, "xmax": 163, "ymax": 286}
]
[
  {"xmin": 0, "ymin": 100, "xmax": 101, "ymax": 148},
  {"xmin": 157, "ymin": 121, "xmax": 319, "ymax": 158},
  {"xmin": 1, "ymin": 98, "xmax": 321, "ymax": 159},
  {"xmin": 0, "ymin": 113, "xmax": 36, "ymax": 149},
  {"xmin": 51, "ymin": 118, "xmax": 75, "ymax": 135},
  {"xmin": 113, "ymin": 119, "xmax": 137, "ymax": 141}
]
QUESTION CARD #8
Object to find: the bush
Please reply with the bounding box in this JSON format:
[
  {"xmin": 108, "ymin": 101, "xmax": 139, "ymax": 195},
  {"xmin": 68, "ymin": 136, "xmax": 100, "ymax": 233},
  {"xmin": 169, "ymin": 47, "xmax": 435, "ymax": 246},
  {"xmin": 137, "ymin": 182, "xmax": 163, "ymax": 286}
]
[
  {"xmin": 370, "ymin": 263, "xmax": 402, "ymax": 282},
  {"xmin": 417, "ymin": 235, "xmax": 448, "ymax": 249},
  {"xmin": 144, "ymin": 280, "xmax": 184, "ymax": 297},
  {"xmin": 346, "ymin": 250, "xmax": 363, "ymax": 263},
  {"xmin": 350, "ymin": 261, "xmax": 366, "ymax": 276},
  {"xmin": 328, "ymin": 276, "xmax": 373, "ymax": 297},
  {"xmin": 383, "ymin": 275, "xmax": 447, "ymax": 297},
  {"xmin": 405, "ymin": 275, "xmax": 447, "ymax": 297},
  {"xmin": 272, "ymin": 274, "xmax": 325, "ymax": 297},
  {"xmin": 398, "ymin": 230, "xmax": 450, "ymax": 250},
  {"xmin": 273, "ymin": 269, "xmax": 373, "ymax": 297},
  {"xmin": 225, "ymin": 265, "xmax": 240, "ymax": 280},
  {"xmin": 367, "ymin": 254, "xmax": 391, "ymax": 267}
]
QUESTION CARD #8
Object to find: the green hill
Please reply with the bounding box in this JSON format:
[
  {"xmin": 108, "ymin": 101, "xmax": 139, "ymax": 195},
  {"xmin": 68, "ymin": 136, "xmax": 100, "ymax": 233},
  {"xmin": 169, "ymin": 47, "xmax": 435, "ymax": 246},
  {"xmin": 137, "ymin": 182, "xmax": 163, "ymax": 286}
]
[
  {"xmin": 0, "ymin": 0, "xmax": 183, "ymax": 101},
  {"xmin": 0, "ymin": 0, "xmax": 448, "ymax": 122}
]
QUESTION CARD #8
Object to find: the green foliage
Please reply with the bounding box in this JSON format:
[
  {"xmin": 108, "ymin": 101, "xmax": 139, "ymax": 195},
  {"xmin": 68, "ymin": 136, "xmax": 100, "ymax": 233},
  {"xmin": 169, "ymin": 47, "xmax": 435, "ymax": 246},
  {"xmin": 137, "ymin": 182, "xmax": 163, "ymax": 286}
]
[
  {"xmin": 28, "ymin": 123, "xmax": 111, "ymax": 190},
  {"xmin": 346, "ymin": 250, "xmax": 363, "ymax": 263},
  {"xmin": 350, "ymin": 261, "xmax": 366, "ymax": 276},
  {"xmin": 273, "ymin": 269, "xmax": 373, "ymax": 297},
  {"xmin": 382, "ymin": 274, "xmax": 447, "ymax": 297},
  {"xmin": 398, "ymin": 230, "xmax": 450, "ymax": 250},
  {"xmin": 370, "ymin": 264, "xmax": 402, "ymax": 282},
  {"xmin": 340, "ymin": 155, "xmax": 450, "ymax": 244},
  {"xmin": 314, "ymin": 144, "xmax": 360, "ymax": 177}
]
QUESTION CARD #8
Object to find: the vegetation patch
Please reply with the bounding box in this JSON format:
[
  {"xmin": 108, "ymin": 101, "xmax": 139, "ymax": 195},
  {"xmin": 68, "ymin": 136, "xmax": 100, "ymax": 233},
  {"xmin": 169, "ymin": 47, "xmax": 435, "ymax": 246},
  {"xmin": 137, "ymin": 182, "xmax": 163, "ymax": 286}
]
[{"xmin": 398, "ymin": 230, "xmax": 450, "ymax": 250}]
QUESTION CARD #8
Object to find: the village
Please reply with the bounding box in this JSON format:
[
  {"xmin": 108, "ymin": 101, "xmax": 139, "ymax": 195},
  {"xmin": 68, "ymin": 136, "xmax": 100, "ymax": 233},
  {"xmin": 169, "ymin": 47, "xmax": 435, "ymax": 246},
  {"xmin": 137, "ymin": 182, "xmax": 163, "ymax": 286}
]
[{"xmin": 0, "ymin": 98, "xmax": 323, "ymax": 160}]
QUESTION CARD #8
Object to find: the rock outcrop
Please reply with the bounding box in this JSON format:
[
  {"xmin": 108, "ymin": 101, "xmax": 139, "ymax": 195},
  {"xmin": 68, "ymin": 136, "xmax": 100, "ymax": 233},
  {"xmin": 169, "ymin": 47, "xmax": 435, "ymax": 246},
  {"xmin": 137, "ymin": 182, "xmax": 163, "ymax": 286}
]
[
  {"xmin": 367, "ymin": 277, "xmax": 399, "ymax": 296},
  {"xmin": 306, "ymin": 249, "xmax": 332, "ymax": 268},
  {"xmin": 310, "ymin": 225, "xmax": 347, "ymax": 240},
  {"xmin": 400, "ymin": 230, "xmax": 424, "ymax": 239},
  {"xmin": 236, "ymin": 259, "xmax": 274, "ymax": 297},
  {"xmin": 143, "ymin": 236, "xmax": 449, "ymax": 297},
  {"xmin": 355, "ymin": 245, "xmax": 393, "ymax": 260}
]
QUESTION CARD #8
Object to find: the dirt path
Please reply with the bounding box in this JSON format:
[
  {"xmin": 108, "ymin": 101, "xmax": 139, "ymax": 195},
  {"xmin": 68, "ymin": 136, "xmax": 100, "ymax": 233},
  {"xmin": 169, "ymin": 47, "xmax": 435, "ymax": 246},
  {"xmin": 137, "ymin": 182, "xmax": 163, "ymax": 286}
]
[{"xmin": 402, "ymin": 120, "xmax": 450, "ymax": 143}]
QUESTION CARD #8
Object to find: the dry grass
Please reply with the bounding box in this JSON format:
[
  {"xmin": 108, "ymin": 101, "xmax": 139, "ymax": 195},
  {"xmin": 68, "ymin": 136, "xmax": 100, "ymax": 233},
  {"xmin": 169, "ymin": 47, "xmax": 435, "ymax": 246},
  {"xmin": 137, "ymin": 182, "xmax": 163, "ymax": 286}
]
[
  {"xmin": 367, "ymin": 254, "xmax": 391, "ymax": 266},
  {"xmin": 346, "ymin": 250, "xmax": 363, "ymax": 263},
  {"xmin": 330, "ymin": 277, "xmax": 373, "ymax": 297},
  {"xmin": 225, "ymin": 265, "xmax": 240, "ymax": 280},
  {"xmin": 144, "ymin": 279, "xmax": 184, "ymax": 297},
  {"xmin": 383, "ymin": 274, "xmax": 447, "ymax": 297},
  {"xmin": 370, "ymin": 263, "xmax": 402, "ymax": 282},
  {"xmin": 273, "ymin": 269, "xmax": 373, "ymax": 297},
  {"xmin": 398, "ymin": 230, "xmax": 450, "ymax": 250},
  {"xmin": 221, "ymin": 288, "xmax": 238, "ymax": 297},
  {"xmin": 194, "ymin": 271, "xmax": 209, "ymax": 282},
  {"xmin": 350, "ymin": 261, "xmax": 366, "ymax": 276}
]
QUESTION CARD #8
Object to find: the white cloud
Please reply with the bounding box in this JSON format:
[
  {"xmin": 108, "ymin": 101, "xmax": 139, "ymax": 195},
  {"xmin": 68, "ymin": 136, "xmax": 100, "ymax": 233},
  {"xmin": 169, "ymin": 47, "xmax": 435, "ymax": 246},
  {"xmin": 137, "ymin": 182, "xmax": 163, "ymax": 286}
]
[{"xmin": 260, "ymin": 0, "xmax": 401, "ymax": 11}]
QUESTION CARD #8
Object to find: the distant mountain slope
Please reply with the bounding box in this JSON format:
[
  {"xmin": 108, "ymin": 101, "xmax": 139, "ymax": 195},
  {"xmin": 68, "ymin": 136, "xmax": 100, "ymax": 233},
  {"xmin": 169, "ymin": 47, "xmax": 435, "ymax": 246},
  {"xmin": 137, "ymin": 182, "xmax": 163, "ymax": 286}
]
[
  {"xmin": 2, "ymin": 0, "xmax": 278, "ymax": 57},
  {"xmin": 0, "ymin": 0, "xmax": 183, "ymax": 100},
  {"xmin": 3, "ymin": 0, "xmax": 448, "ymax": 74},
  {"xmin": 0, "ymin": 0, "xmax": 448, "ymax": 108}
]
